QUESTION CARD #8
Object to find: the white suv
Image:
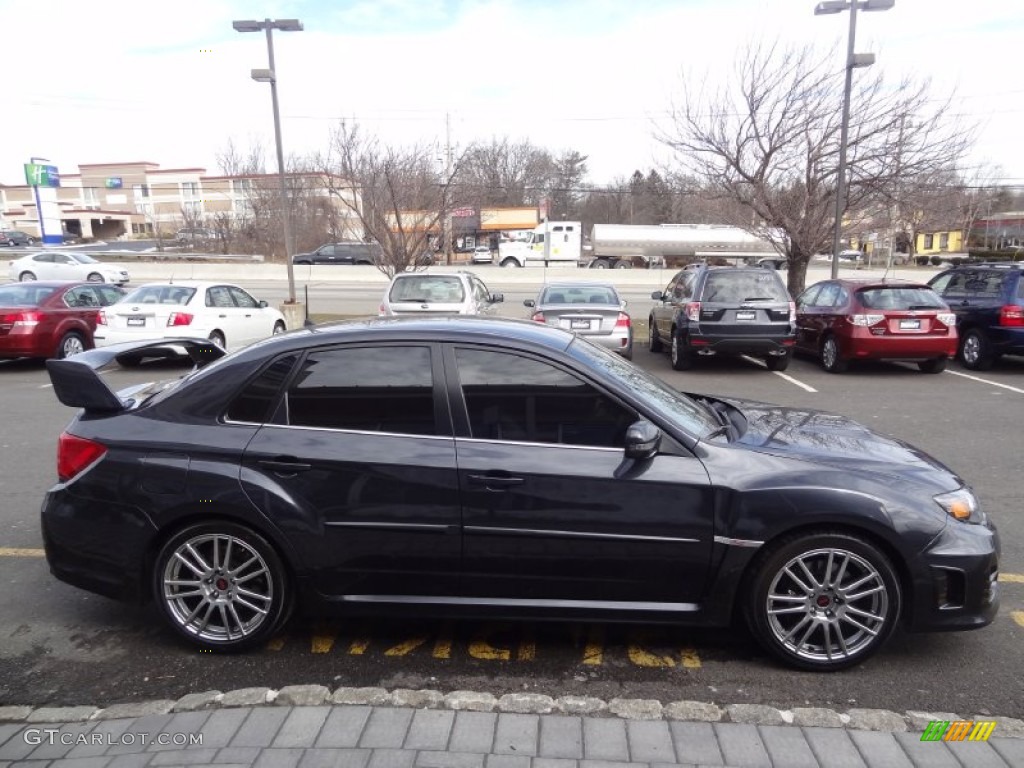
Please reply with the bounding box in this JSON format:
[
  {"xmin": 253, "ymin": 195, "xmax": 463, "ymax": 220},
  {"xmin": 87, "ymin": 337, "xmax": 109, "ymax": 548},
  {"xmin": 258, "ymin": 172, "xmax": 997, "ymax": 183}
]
[
  {"xmin": 471, "ymin": 245, "xmax": 493, "ymax": 264},
  {"xmin": 379, "ymin": 271, "xmax": 504, "ymax": 317}
]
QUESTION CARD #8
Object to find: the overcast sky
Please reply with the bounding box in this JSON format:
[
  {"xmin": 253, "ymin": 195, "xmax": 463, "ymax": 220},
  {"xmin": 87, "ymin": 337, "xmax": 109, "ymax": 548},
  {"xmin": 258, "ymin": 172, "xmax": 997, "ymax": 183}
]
[{"xmin": 2, "ymin": 0, "xmax": 1021, "ymax": 189}]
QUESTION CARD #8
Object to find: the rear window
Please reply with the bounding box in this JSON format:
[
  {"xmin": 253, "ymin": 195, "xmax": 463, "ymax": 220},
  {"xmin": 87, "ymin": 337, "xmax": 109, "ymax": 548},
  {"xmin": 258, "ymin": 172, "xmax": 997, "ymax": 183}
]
[
  {"xmin": 857, "ymin": 287, "xmax": 946, "ymax": 310},
  {"xmin": 701, "ymin": 271, "xmax": 789, "ymax": 303},
  {"xmin": 0, "ymin": 285, "xmax": 57, "ymax": 306},
  {"xmin": 389, "ymin": 276, "xmax": 465, "ymax": 303},
  {"xmin": 542, "ymin": 286, "xmax": 619, "ymax": 305},
  {"xmin": 120, "ymin": 285, "xmax": 197, "ymax": 305}
]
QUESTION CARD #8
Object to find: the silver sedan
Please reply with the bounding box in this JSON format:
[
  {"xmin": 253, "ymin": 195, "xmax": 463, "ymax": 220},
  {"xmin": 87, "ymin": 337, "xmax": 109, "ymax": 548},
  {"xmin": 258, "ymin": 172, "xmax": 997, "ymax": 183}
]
[{"xmin": 524, "ymin": 281, "xmax": 633, "ymax": 359}]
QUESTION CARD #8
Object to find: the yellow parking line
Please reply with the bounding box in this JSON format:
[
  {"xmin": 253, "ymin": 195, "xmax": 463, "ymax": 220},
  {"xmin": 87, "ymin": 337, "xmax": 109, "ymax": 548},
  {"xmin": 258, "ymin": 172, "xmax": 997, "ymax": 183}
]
[
  {"xmin": 265, "ymin": 635, "xmax": 287, "ymax": 651},
  {"xmin": 1001, "ymin": 573, "xmax": 1024, "ymax": 584},
  {"xmin": 311, "ymin": 625, "xmax": 337, "ymax": 654},
  {"xmin": 681, "ymin": 648, "xmax": 702, "ymax": 669},
  {"xmin": 0, "ymin": 548, "xmax": 45, "ymax": 557},
  {"xmin": 1011, "ymin": 611, "xmax": 1024, "ymax": 628}
]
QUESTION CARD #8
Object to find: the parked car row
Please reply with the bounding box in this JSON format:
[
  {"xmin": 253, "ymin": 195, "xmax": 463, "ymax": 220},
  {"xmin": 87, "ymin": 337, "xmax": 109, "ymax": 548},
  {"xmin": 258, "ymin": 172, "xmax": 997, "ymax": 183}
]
[{"xmin": 1, "ymin": 279, "xmax": 284, "ymax": 362}]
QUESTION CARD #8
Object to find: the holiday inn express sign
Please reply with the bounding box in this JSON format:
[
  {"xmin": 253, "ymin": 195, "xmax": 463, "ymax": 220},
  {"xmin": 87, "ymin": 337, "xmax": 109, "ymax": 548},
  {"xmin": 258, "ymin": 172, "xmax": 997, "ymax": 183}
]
[{"xmin": 24, "ymin": 163, "xmax": 61, "ymax": 187}]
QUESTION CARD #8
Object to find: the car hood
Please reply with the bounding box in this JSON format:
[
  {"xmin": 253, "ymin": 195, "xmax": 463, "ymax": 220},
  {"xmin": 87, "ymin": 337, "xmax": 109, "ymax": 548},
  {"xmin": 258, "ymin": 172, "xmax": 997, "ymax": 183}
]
[{"xmin": 717, "ymin": 395, "xmax": 963, "ymax": 492}]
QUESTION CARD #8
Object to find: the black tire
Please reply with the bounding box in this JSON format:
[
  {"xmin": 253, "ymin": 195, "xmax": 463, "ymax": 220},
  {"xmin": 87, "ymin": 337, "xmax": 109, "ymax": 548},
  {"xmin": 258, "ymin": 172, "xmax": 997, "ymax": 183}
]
[
  {"xmin": 590, "ymin": 259, "xmax": 609, "ymax": 269},
  {"xmin": 153, "ymin": 521, "xmax": 290, "ymax": 652},
  {"xmin": 958, "ymin": 329, "xmax": 993, "ymax": 371},
  {"xmin": 620, "ymin": 337, "xmax": 633, "ymax": 361},
  {"xmin": 918, "ymin": 357, "xmax": 947, "ymax": 374},
  {"xmin": 272, "ymin": 321, "xmax": 286, "ymax": 335},
  {"xmin": 670, "ymin": 330, "xmax": 693, "ymax": 371},
  {"xmin": 765, "ymin": 352, "xmax": 791, "ymax": 371},
  {"xmin": 614, "ymin": 260, "xmax": 632, "ymax": 269},
  {"xmin": 745, "ymin": 531, "xmax": 901, "ymax": 671},
  {"xmin": 209, "ymin": 331, "xmax": 226, "ymax": 349},
  {"xmin": 19, "ymin": 271, "xmax": 36, "ymax": 282},
  {"xmin": 86, "ymin": 272, "xmax": 104, "ymax": 283},
  {"xmin": 820, "ymin": 335, "xmax": 848, "ymax": 374},
  {"xmin": 500, "ymin": 258, "xmax": 521, "ymax": 268},
  {"xmin": 648, "ymin": 318, "xmax": 663, "ymax": 353},
  {"xmin": 55, "ymin": 331, "xmax": 87, "ymax": 359}
]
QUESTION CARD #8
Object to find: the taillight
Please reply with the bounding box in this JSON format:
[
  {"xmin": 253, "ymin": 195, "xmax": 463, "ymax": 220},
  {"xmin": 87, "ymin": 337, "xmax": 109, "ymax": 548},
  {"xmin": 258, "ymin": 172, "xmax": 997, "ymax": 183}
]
[
  {"xmin": 531, "ymin": 311, "xmax": 545, "ymax": 322},
  {"xmin": 936, "ymin": 312, "xmax": 956, "ymax": 327},
  {"xmin": 166, "ymin": 312, "xmax": 193, "ymax": 327},
  {"xmin": 615, "ymin": 312, "xmax": 630, "ymax": 328},
  {"xmin": 57, "ymin": 433, "xmax": 106, "ymax": 483},
  {"xmin": 999, "ymin": 305, "xmax": 1024, "ymax": 327},
  {"xmin": 96, "ymin": 310, "xmax": 108, "ymax": 326},
  {"xmin": 849, "ymin": 314, "xmax": 885, "ymax": 326},
  {"xmin": 788, "ymin": 301, "xmax": 796, "ymax": 325},
  {"xmin": 378, "ymin": 303, "xmax": 388, "ymax": 316},
  {"xmin": 685, "ymin": 302, "xmax": 701, "ymax": 321},
  {"xmin": 5, "ymin": 311, "xmax": 41, "ymax": 328}
]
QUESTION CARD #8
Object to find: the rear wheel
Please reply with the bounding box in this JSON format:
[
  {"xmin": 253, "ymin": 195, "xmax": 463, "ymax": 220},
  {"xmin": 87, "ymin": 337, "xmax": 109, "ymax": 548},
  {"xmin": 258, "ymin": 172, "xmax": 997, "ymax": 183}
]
[
  {"xmin": 765, "ymin": 352, "xmax": 791, "ymax": 371},
  {"xmin": 19, "ymin": 271, "xmax": 36, "ymax": 282},
  {"xmin": 648, "ymin": 318, "xmax": 663, "ymax": 353},
  {"xmin": 209, "ymin": 331, "xmax": 226, "ymax": 349},
  {"xmin": 56, "ymin": 331, "xmax": 86, "ymax": 359},
  {"xmin": 918, "ymin": 357, "xmax": 947, "ymax": 374},
  {"xmin": 500, "ymin": 258, "xmax": 521, "ymax": 268},
  {"xmin": 272, "ymin": 321, "xmax": 286, "ymax": 335},
  {"xmin": 153, "ymin": 522, "xmax": 290, "ymax": 652},
  {"xmin": 670, "ymin": 330, "xmax": 693, "ymax": 370},
  {"xmin": 745, "ymin": 531, "xmax": 901, "ymax": 671},
  {"xmin": 959, "ymin": 329, "xmax": 993, "ymax": 371},
  {"xmin": 821, "ymin": 335, "xmax": 847, "ymax": 373},
  {"xmin": 614, "ymin": 260, "xmax": 632, "ymax": 269},
  {"xmin": 86, "ymin": 272, "xmax": 104, "ymax": 283}
]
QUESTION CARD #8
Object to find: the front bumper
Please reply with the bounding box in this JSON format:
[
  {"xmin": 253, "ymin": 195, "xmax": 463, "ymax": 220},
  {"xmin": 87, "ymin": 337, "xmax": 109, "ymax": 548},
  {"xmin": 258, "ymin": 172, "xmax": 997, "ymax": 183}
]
[{"xmin": 905, "ymin": 516, "xmax": 1000, "ymax": 632}]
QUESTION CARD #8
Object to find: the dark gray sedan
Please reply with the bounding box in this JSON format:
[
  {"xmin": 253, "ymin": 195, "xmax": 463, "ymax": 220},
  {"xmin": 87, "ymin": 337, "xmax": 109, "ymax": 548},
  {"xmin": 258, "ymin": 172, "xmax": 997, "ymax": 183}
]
[{"xmin": 524, "ymin": 281, "xmax": 633, "ymax": 359}]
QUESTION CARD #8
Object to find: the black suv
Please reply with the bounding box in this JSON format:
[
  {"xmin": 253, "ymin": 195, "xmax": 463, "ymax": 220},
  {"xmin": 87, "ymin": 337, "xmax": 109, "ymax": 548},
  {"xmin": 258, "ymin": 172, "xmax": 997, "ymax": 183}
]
[
  {"xmin": 649, "ymin": 265, "xmax": 795, "ymax": 370},
  {"xmin": 928, "ymin": 262, "xmax": 1024, "ymax": 370}
]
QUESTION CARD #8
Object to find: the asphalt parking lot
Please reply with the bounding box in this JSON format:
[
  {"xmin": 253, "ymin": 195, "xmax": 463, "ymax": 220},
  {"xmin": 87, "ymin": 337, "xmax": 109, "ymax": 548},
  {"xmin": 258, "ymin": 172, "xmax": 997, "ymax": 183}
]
[{"xmin": 0, "ymin": 333, "xmax": 1022, "ymax": 717}]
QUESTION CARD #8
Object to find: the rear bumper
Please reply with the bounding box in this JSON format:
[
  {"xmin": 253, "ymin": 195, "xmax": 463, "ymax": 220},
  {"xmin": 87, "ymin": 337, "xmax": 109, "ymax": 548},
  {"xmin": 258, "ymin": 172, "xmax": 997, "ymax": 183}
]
[
  {"xmin": 987, "ymin": 326, "xmax": 1024, "ymax": 356},
  {"xmin": 687, "ymin": 332, "xmax": 794, "ymax": 355},
  {"xmin": 905, "ymin": 517, "xmax": 1000, "ymax": 632},
  {"xmin": 94, "ymin": 328, "xmax": 210, "ymax": 347},
  {"xmin": 842, "ymin": 329, "xmax": 957, "ymax": 360}
]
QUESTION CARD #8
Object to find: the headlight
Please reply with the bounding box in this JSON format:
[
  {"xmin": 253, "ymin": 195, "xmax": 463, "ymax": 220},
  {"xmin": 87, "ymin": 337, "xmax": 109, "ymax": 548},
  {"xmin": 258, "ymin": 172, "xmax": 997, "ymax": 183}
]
[{"xmin": 934, "ymin": 488, "xmax": 984, "ymax": 524}]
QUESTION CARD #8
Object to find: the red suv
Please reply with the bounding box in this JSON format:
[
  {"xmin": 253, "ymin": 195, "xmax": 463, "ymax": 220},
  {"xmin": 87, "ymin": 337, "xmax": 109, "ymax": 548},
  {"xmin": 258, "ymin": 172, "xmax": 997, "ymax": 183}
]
[
  {"xmin": 0, "ymin": 281, "xmax": 125, "ymax": 360},
  {"xmin": 794, "ymin": 279, "xmax": 957, "ymax": 373}
]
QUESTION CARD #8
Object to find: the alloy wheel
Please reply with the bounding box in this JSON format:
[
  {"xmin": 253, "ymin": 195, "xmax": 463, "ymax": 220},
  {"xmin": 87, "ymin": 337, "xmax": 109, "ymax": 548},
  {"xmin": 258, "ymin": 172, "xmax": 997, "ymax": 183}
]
[
  {"xmin": 161, "ymin": 533, "xmax": 275, "ymax": 643},
  {"xmin": 765, "ymin": 547, "xmax": 889, "ymax": 664},
  {"xmin": 61, "ymin": 335, "xmax": 85, "ymax": 358},
  {"xmin": 962, "ymin": 334, "xmax": 980, "ymax": 365}
]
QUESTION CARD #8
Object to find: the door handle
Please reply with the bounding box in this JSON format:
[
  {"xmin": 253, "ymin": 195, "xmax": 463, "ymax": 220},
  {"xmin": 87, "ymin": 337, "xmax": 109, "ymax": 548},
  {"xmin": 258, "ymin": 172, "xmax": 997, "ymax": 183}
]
[
  {"xmin": 259, "ymin": 458, "xmax": 312, "ymax": 475},
  {"xmin": 218, "ymin": 314, "xmax": 227, "ymax": 318},
  {"xmin": 467, "ymin": 473, "xmax": 524, "ymax": 490}
]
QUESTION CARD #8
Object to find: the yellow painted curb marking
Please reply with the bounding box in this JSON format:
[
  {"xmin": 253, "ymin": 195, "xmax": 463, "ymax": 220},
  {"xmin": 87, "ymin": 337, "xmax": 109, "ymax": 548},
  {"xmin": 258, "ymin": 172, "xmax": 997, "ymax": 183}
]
[
  {"xmin": 0, "ymin": 548, "xmax": 45, "ymax": 557},
  {"xmin": 1000, "ymin": 573, "xmax": 1024, "ymax": 584},
  {"xmin": 1011, "ymin": 611, "xmax": 1024, "ymax": 628}
]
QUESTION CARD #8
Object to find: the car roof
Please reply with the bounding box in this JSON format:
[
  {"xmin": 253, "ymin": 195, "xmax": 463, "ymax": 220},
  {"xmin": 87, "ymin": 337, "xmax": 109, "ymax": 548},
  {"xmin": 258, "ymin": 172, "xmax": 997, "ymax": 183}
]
[
  {"xmin": 127, "ymin": 281, "xmax": 231, "ymax": 290},
  {"xmin": 830, "ymin": 278, "xmax": 933, "ymax": 290},
  {"xmin": 542, "ymin": 281, "xmax": 617, "ymax": 289}
]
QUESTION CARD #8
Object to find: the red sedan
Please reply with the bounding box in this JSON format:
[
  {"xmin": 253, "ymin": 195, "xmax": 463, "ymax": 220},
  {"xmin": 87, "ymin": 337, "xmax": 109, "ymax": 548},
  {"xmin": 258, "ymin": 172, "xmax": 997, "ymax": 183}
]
[
  {"xmin": 0, "ymin": 281, "xmax": 125, "ymax": 360},
  {"xmin": 795, "ymin": 279, "xmax": 958, "ymax": 373}
]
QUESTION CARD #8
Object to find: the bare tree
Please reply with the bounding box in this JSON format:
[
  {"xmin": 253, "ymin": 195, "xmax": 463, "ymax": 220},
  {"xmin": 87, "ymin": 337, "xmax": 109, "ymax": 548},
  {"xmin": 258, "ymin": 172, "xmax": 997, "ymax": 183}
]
[
  {"xmin": 317, "ymin": 122, "xmax": 462, "ymax": 278},
  {"xmin": 459, "ymin": 137, "xmax": 556, "ymax": 208},
  {"xmin": 658, "ymin": 41, "xmax": 975, "ymax": 293}
]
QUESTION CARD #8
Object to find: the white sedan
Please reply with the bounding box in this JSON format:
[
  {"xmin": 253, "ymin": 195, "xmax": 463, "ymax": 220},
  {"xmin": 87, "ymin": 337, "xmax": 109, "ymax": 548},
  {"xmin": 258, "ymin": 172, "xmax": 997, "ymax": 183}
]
[
  {"xmin": 94, "ymin": 281, "xmax": 286, "ymax": 352},
  {"xmin": 8, "ymin": 251, "xmax": 129, "ymax": 284}
]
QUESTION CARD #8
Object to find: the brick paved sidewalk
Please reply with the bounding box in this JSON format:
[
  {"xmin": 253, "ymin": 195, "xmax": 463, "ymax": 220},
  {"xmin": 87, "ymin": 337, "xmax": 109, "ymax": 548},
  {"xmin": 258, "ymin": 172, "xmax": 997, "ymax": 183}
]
[{"xmin": 2, "ymin": 703, "xmax": 1023, "ymax": 768}]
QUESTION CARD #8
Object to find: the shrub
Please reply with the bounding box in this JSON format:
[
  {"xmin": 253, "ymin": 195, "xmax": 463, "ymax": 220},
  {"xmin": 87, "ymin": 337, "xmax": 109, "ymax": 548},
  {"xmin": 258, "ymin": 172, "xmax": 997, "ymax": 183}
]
[
  {"xmin": 930, "ymin": 255, "xmax": 943, "ymax": 266},
  {"xmin": 915, "ymin": 255, "xmax": 931, "ymax": 266}
]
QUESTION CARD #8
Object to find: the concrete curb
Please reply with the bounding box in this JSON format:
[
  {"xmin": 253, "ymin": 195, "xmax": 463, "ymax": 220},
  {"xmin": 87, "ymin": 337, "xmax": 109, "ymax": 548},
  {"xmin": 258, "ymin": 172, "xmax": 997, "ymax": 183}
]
[{"xmin": 2, "ymin": 687, "xmax": 1021, "ymax": 738}]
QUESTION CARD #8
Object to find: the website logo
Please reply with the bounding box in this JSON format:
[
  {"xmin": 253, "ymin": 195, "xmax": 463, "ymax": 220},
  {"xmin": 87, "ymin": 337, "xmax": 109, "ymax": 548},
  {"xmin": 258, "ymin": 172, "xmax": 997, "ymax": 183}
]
[{"xmin": 920, "ymin": 720, "xmax": 997, "ymax": 742}]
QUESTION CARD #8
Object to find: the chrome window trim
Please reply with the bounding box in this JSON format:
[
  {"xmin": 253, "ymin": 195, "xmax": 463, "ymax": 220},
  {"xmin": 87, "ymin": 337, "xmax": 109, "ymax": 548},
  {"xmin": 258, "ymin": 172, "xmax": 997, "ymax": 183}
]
[
  {"xmin": 714, "ymin": 535, "xmax": 764, "ymax": 548},
  {"xmin": 467, "ymin": 526, "xmax": 699, "ymax": 544}
]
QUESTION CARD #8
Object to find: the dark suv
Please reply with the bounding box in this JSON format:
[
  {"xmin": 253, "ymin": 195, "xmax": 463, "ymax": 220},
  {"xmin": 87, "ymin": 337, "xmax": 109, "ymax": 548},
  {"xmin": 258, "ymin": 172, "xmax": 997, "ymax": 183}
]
[
  {"xmin": 649, "ymin": 265, "xmax": 795, "ymax": 370},
  {"xmin": 928, "ymin": 263, "xmax": 1024, "ymax": 370}
]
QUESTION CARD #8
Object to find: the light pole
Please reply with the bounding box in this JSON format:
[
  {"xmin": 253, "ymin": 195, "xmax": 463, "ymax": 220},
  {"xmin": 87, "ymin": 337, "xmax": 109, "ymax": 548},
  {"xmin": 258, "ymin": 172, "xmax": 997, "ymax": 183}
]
[
  {"xmin": 815, "ymin": 0, "xmax": 894, "ymax": 279},
  {"xmin": 233, "ymin": 18, "xmax": 303, "ymax": 306}
]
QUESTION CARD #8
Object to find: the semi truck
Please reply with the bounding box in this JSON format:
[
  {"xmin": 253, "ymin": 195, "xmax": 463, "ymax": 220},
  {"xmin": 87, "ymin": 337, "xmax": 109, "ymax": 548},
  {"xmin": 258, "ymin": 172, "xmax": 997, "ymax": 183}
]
[{"xmin": 495, "ymin": 222, "xmax": 783, "ymax": 269}]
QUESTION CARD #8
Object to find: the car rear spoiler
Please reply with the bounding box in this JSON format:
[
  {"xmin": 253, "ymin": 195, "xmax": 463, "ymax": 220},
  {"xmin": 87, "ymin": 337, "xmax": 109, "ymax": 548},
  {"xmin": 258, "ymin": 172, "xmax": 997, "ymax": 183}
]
[{"xmin": 45, "ymin": 338, "xmax": 226, "ymax": 413}]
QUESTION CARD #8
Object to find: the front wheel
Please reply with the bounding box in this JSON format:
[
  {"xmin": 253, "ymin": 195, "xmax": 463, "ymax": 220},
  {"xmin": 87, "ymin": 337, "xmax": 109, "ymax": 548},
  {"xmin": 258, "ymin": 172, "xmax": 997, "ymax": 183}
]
[
  {"xmin": 918, "ymin": 357, "xmax": 947, "ymax": 374},
  {"xmin": 19, "ymin": 271, "xmax": 36, "ymax": 282},
  {"xmin": 765, "ymin": 352, "xmax": 790, "ymax": 371},
  {"xmin": 590, "ymin": 259, "xmax": 609, "ymax": 269},
  {"xmin": 745, "ymin": 532, "xmax": 901, "ymax": 671},
  {"xmin": 500, "ymin": 258, "xmax": 521, "ymax": 268},
  {"xmin": 153, "ymin": 522, "xmax": 290, "ymax": 651},
  {"xmin": 272, "ymin": 321, "xmax": 286, "ymax": 335},
  {"xmin": 959, "ymin": 329, "xmax": 993, "ymax": 371},
  {"xmin": 648, "ymin": 318, "xmax": 663, "ymax": 353},
  {"xmin": 209, "ymin": 331, "xmax": 226, "ymax": 349}
]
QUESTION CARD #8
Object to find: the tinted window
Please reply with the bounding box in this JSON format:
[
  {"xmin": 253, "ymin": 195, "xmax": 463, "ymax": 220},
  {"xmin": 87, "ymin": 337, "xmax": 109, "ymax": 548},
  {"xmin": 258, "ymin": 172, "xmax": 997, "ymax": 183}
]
[
  {"xmin": 390, "ymin": 276, "xmax": 465, "ymax": 303},
  {"xmin": 965, "ymin": 271, "xmax": 1007, "ymax": 298},
  {"xmin": 701, "ymin": 271, "xmax": 789, "ymax": 303},
  {"xmin": 857, "ymin": 287, "xmax": 946, "ymax": 310},
  {"xmin": 928, "ymin": 272, "xmax": 953, "ymax": 295},
  {"xmin": 207, "ymin": 286, "xmax": 236, "ymax": 308},
  {"xmin": 122, "ymin": 285, "xmax": 196, "ymax": 305},
  {"xmin": 287, "ymin": 347, "xmax": 436, "ymax": 435},
  {"xmin": 455, "ymin": 347, "xmax": 634, "ymax": 448},
  {"xmin": 64, "ymin": 286, "xmax": 100, "ymax": 308},
  {"xmin": 32, "ymin": 253, "xmax": 55, "ymax": 263},
  {"xmin": 0, "ymin": 285, "xmax": 57, "ymax": 306},
  {"xmin": 229, "ymin": 286, "xmax": 258, "ymax": 309},
  {"xmin": 226, "ymin": 355, "xmax": 298, "ymax": 424}
]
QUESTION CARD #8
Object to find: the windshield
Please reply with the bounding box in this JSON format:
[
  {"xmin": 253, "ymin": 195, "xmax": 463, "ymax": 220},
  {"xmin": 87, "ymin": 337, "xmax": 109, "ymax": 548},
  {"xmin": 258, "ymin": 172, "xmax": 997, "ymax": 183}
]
[
  {"xmin": 857, "ymin": 286, "xmax": 946, "ymax": 310},
  {"xmin": 120, "ymin": 285, "xmax": 197, "ymax": 305},
  {"xmin": 70, "ymin": 254, "xmax": 99, "ymax": 264},
  {"xmin": 568, "ymin": 336, "xmax": 719, "ymax": 436},
  {"xmin": 389, "ymin": 276, "xmax": 465, "ymax": 303},
  {"xmin": 0, "ymin": 285, "xmax": 57, "ymax": 306}
]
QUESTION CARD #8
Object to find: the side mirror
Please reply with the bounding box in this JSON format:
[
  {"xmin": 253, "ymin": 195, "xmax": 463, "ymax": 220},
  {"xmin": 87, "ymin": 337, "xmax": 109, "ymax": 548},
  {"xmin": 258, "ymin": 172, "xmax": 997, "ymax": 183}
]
[
  {"xmin": 624, "ymin": 419, "xmax": 661, "ymax": 461},
  {"xmin": 651, "ymin": 290, "xmax": 664, "ymax": 301},
  {"xmin": 258, "ymin": 300, "xmax": 269, "ymax": 308},
  {"xmin": 523, "ymin": 299, "xmax": 535, "ymax": 308},
  {"xmin": 491, "ymin": 293, "xmax": 504, "ymax": 303}
]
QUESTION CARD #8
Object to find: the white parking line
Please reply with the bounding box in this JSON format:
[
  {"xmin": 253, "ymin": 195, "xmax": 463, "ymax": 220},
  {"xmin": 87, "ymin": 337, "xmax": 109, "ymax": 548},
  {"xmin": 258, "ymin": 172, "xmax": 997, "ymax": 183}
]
[
  {"xmin": 741, "ymin": 356, "xmax": 818, "ymax": 393},
  {"xmin": 946, "ymin": 370, "xmax": 1024, "ymax": 395}
]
